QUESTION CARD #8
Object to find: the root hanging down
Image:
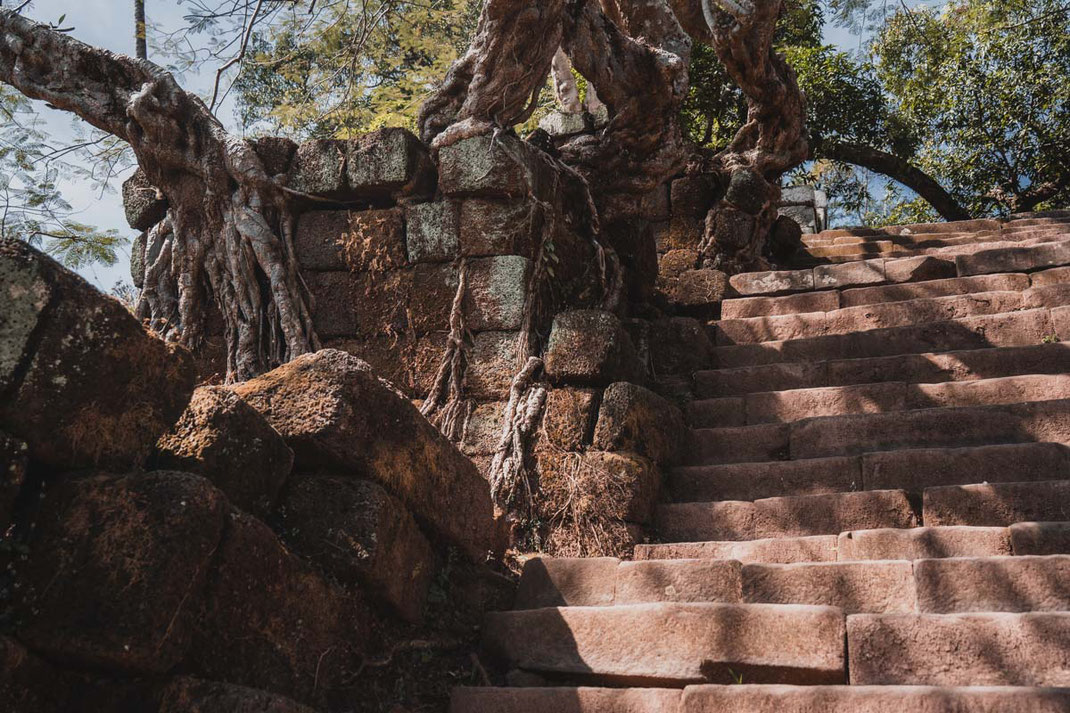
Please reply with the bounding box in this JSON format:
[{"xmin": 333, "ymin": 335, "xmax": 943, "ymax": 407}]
[
  {"xmin": 488, "ymin": 356, "xmax": 547, "ymax": 510},
  {"xmin": 420, "ymin": 260, "xmax": 471, "ymax": 440}
]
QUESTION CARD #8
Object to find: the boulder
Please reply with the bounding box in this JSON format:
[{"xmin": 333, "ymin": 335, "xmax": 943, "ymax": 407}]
[
  {"xmin": 543, "ymin": 310, "xmax": 643, "ymax": 386},
  {"xmin": 190, "ymin": 510, "xmax": 368, "ymax": 704},
  {"xmin": 295, "ymin": 209, "xmax": 406, "ymax": 272},
  {"xmin": 16, "ymin": 472, "xmax": 227, "ymax": 673},
  {"xmin": 346, "ymin": 127, "xmax": 435, "ymax": 198},
  {"xmin": 592, "ymin": 382, "xmax": 686, "ymax": 465},
  {"xmin": 159, "ymin": 677, "xmax": 315, "ymax": 713},
  {"xmin": 231, "ymin": 350, "xmax": 503, "ymax": 559},
  {"xmin": 278, "ymin": 474, "xmax": 436, "ymax": 623},
  {"xmin": 154, "ymin": 387, "xmax": 294, "ymax": 517},
  {"xmin": 121, "ymin": 168, "xmax": 168, "ymax": 231},
  {"xmin": 0, "ymin": 240, "xmax": 198, "ymax": 470},
  {"xmin": 0, "ymin": 431, "xmax": 27, "ymax": 531}
]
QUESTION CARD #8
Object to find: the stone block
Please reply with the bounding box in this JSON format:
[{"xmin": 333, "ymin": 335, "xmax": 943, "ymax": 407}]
[
  {"xmin": 915, "ymin": 555, "xmax": 1070, "ymax": 613},
  {"xmin": 159, "ymin": 677, "xmax": 316, "ymax": 713},
  {"xmin": 461, "ymin": 400, "xmax": 507, "ymax": 456},
  {"xmin": 729, "ymin": 269, "xmax": 814, "ymax": 296},
  {"xmin": 452, "ymin": 688, "xmax": 681, "ymax": 713},
  {"xmin": 670, "ymin": 175, "xmax": 720, "ymax": 218},
  {"xmin": 190, "ymin": 510, "xmax": 368, "ymax": 703},
  {"xmin": 593, "ymin": 382, "xmax": 685, "ymax": 465},
  {"xmin": 838, "ymin": 526, "xmax": 1012, "ymax": 561},
  {"xmin": 743, "ymin": 561, "xmax": 916, "ymax": 614},
  {"xmin": 411, "ymin": 262, "xmax": 459, "ymax": 334},
  {"xmin": 253, "ymin": 136, "xmax": 298, "ymax": 177},
  {"xmin": 346, "ymin": 127, "xmax": 434, "ymax": 198},
  {"xmin": 287, "ymin": 139, "xmax": 348, "ymax": 196},
  {"xmin": 460, "ymin": 199, "xmax": 536, "ymax": 257},
  {"xmin": 514, "ymin": 556, "xmax": 619, "ymax": 609},
  {"xmin": 0, "ymin": 240, "xmax": 198, "ymax": 470},
  {"xmin": 131, "ymin": 231, "xmax": 147, "ymax": 287},
  {"xmin": 636, "ymin": 536, "xmax": 839, "ymax": 565},
  {"xmin": 406, "ymin": 200, "xmax": 459, "ymax": 263},
  {"xmin": 883, "ymin": 255, "xmax": 956, "ymax": 283},
  {"xmin": 1010, "ymin": 521, "xmax": 1070, "ymax": 556},
  {"xmin": 658, "ymin": 248, "xmax": 699, "ymax": 280},
  {"xmin": 465, "ymin": 331, "xmax": 522, "ymax": 400},
  {"xmin": 277, "ymin": 474, "xmax": 436, "ymax": 623},
  {"xmin": 295, "ymin": 208, "xmax": 406, "ymax": 271},
  {"xmin": 536, "ymin": 450, "xmax": 660, "ymax": 526},
  {"xmin": 121, "ymin": 168, "xmax": 168, "ymax": 230},
  {"xmin": 615, "ymin": 559, "xmax": 743, "ymax": 605},
  {"xmin": 323, "ymin": 335, "xmax": 415, "ymax": 395},
  {"xmin": 813, "ymin": 259, "xmax": 885, "ymax": 290},
  {"xmin": 16, "ymin": 472, "xmax": 226, "ymax": 673},
  {"xmin": 231, "ymin": 350, "xmax": 503, "ymax": 559},
  {"xmin": 660, "ymin": 268, "xmax": 728, "ymax": 308},
  {"xmin": 640, "ymin": 184, "xmax": 671, "ymax": 221},
  {"xmin": 438, "ymin": 134, "xmax": 553, "ymax": 199},
  {"xmin": 305, "ymin": 269, "xmax": 412, "ymax": 338},
  {"xmin": 464, "ymin": 255, "xmax": 532, "ymax": 331},
  {"xmin": 648, "ymin": 317, "xmax": 714, "ymax": 376},
  {"xmin": 544, "ymin": 310, "xmax": 642, "ymax": 386},
  {"xmin": 540, "ymin": 387, "xmax": 599, "ymax": 451},
  {"xmin": 154, "ymin": 386, "xmax": 294, "ymax": 517},
  {"xmin": 658, "ymin": 216, "xmax": 705, "ymax": 251}
]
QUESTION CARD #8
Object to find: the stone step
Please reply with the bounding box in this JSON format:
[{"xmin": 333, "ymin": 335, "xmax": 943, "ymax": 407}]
[
  {"xmin": 481, "ymin": 602, "xmax": 846, "ymax": 685},
  {"xmin": 924, "ymin": 480, "xmax": 1070, "ymax": 527},
  {"xmin": 711, "ymin": 308, "xmax": 1059, "ymax": 369},
  {"xmin": 958, "ymin": 239, "xmax": 1070, "ymax": 277},
  {"xmin": 656, "ymin": 490, "xmax": 917, "ymax": 543},
  {"xmin": 687, "ymin": 399, "xmax": 1070, "ymax": 467},
  {"xmin": 688, "ymin": 374, "xmax": 1070, "ymax": 428},
  {"xmin": 915, "ymin": 555, "xmax": 1070, "ymax": 613},
  {"xmin": 839, "ymin": 527, "xmax": 1014, "ymax": 561},
  {"xmin": 450, "ymin": 687, "xmax": 683, "ymax": 713},
  {"xmin": 695, "ymin": 343, "xmax": 1070, "ymax": 398},
  {"xmin": 743, "ymin": 560, "xmax": 915, "ymax": 614},
  {"xmin": 728, "ymin": 255, "xmax": 958, "ymax": 298},
  {"xmin": 713, "ymin": 289, "xmax": 1070, "ymax": 346},
  {"xmin": 635, "ymin": 537, "xmax": 839, "ymax": 565},
  {"xmin": 847, "ymin": 612, "xmax": 1070, "ymax": 685},
  {"xmin": 680, "ymin": 685, "xmax": 1070, "ymax": 712},
  {"xmin": 671, "ymin": 443, "xmax": 1070, "ymax": 502},
  {"xmin": 803, "ymin": 230, "xmax": 1062, "ymax": 258},
  {"xmin": 1010, "ymin": 522, "xmax": 1070, "ymax": 556},
  {"xmin": 809, "ymin": 234, "xmax": 1070, "ymax": 265}
]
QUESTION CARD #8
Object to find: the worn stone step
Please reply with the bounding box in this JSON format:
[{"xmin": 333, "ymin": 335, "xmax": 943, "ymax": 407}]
[
  {"xmin": 635, "ymin": 537, "xmax": 838, "ymax": 565},
  {"xmin": 671, "ymin": 443, "xmax": 1070, "ymax": 502},
  {"xmin": 695, "ymin": 343, "xmax": 1070, "ymax": 398},
  {"xmin": 1010, "ymin": 522, "xmax": 1070, "ymax": 556},
  {"xmin": 727, "ymin": 255, "xmax": 958, "ymax": 298},
  {"xmin": 924, "ymin": 480, "xmax": 1070, "ymax": 527},
  {"xmin": 514, "ymin": 557, "xmax": 742, "ymax": 609},
  {"xmin": 743, "ymin": 561, "xmax": 916, "ymax": 614},
  {"xmin": 450, "ymin": 687, "xmax": 682, "ymax": 713},
  {"xmin": 915, "ymin": 555, "xmax": 1070, "ymax": 613},
  {"xmin": 711, "ymin": 308, "xmax": 1057, "ymax": 369},
  {"xmin": 839, "ymin": 527, "xmax": 1014, "ymax": 561},
  {"xmin": 657, "ymin": 490, "xmax": 917, "ymax": 543},
  {"xmin": 680, "ymin": 685, "xmax": 1070, "ymax": 712},
  {"xmin": 721, "ymin": 291, "xmax": 841, "ymax": 320},
  {"xmin": 714, "ymin": 290, "xmax": 1046, "ymax": 346},
  {"xmin": 847, "ymin": 612, "xmax": 1070, "ymax": 685},
  {"xmin": 840, "ymin": 272, "xmax": 1037, "ymax": 308},
  {"xmin": 689, "ymin": 375, "xmax": 1070, "ymax": 428},
  {"xmin": 685, "ymin": 424, "xmax": 789, "ymax": 465},
  {"xmin": 482, "ymin": 602, "xmax": 846, "ymax": 685},
  {"xmin": 957, "ymin": 239, "xmax": 1070, "ymax": 277}
]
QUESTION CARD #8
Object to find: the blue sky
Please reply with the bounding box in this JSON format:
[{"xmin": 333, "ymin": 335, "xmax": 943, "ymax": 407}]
[{"xmin": 10, "ymin": 0, "xmax": 938, "ymax": 290}]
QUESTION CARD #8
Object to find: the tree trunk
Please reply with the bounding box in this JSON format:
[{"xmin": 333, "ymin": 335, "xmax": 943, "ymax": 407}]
[
  {"xmin": 134, "ymin": 0, "xmax": 147, "ymax": 59},
  {"xmin": 820, "ymin": 140, "xmax": 971, "ymax": 222},
  {"xmin": 0, "ymin": 9, "xmax": 317, "ymax": 381}
]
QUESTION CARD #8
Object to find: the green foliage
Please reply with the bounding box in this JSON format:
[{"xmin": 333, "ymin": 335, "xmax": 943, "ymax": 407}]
[
  {"xmin": 0, "ymin": 87, "xmax": 123, "ymax": 268},
  {"xmin": 872, "ymin": 0, "xmax": 1070, "ymax": 215}
]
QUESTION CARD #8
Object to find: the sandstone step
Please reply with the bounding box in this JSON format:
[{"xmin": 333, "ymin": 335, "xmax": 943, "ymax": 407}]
[
  {"xmin": 680, "ymin": 685, "xmax": 1070, "ymax": 712},
  {"xmin": 450, "ymin": 687, "xmax": 683, "ymax": 713},
  {"xmin": 656, "ymin": 490, "xmax": 917, "ymax": 543},
  {"xmin": 689, "ymin": 375, "xmax": 1070, "ymax": 428},
  {"xmin": 847, "ymin": 612, "xmax": 1070, "ymax": 685},
  {"xmin": 671, "ymin": 443, "xmax": 1070, "ymax": 502},
  {"xmin": 728, "ymin": 256, "xmax": 957, "ymax": 298},
  {"xmin": 743, "ymin": 560, "xmax": 916, "ymax": 614},
  {"xmin": 482, "ymin": 602, "xmax": 846, "ymax": 685},
  {"xmin": 838, "ymin": 527, "xmax": 1013, "ymax": 561},
  {"xmin": 695, "ymin": 344, "xmax": 1070, "ymax": 398},
  {"xmin": 924, "ymin": 480, "xmax": 1070, "ymax": 527},
  {"xmin": 685, "ymin": 424, "xmax": 789, "ymax": 465},
  {"xmin": 957, "ymin": 239, "xmax": 1070, "ymax": 277},
  {"xmin": 1010, "ymin": 522, "xmax": 1070, "ymax": 556},
  {"xmin": 513, "ymin": 557, "xmax": 742, "ymax": 609},
  {"xmin": 635, "ymin": 536, "xmax": 839, "ymax": 565},
  {"xmin": 915, "ymin": 555, "xmax": 1070, "ymax": 613},
  {"xmin": 840, "ymin": 272, "xmax": 1035, "ymax": 308},
  {"xmin": 721, "ymin": 291, "xmax": 842, "ymax": 320},
  {"xmin": 711, "ymin": 308, "xmax": 1057, "ymax": 369}
]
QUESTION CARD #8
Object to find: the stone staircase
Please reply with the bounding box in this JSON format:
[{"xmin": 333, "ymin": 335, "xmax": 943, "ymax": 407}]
[{"xmin": 452, "ymin": 211, "xmax": 1070, "ymax": 712}]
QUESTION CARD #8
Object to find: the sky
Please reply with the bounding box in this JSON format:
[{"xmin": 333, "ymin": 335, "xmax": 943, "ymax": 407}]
[{"xmin": 7, "ymin": 0, "xmax": 939, "ymax": 290}]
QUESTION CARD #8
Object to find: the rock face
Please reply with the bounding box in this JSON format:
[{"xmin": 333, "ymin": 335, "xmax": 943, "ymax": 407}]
[
  {"xmin": 0, "ymin": 239, "xmax": 197, "ymax": 469},
  {"xmin": 15, "ymin": 472, "xmax": 227, "ymax": 673},
  {"xmin": 155, "ymin": 386, "xmax": 294, "ymax": 517},
  {"xmin": 231, "ymin": 349, "xmax": 503, "ymax": 560}
]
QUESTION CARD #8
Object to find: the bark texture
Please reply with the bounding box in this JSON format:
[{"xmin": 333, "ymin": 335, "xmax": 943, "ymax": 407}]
[{"xmin": 0, "ymin": 9, "xmax": 317, "ymax": 381}]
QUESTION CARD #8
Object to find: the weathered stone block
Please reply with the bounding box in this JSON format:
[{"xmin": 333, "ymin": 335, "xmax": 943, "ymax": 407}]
[
  {"xmin": 536, "ymin": 450, "xmax": 660, "ymax": 525},
  {"xmin": 413, "ymin": 331, "xmax": 449, "ymax": 395},
  {"xmin": 461, "ymin": 401, "xmax": 507, "ymax": 456},
  {"xmin": 658, "ymin": 248, "xmax": 699, "ymax": 280},
  {"xmin": 278, "ymin": 474, "xmax": 435, "ymax": 623},
  {"xmin": 464, "ymin": 255, "xmax": 531, "ymax": 331},
  {"xmin": 544, "ymin": 310, "xmax": 642, "ymax": 385},
  {"xmin": 346, "ymin": 127, "xmax": 434, "ymax": 197},
  {"xmin": 540, "ymin": 387, "xmax": 599, "ymax": 451},
  {"xmin": 17, "ymin": 472, "xmax": 226, "ymax": 673},
  {"xmin": 190, "ymin": 510, "xmax": 367, "ymax": 703},
  {"xmin": 0, "ymin": 432, "xmax": 27, "ymax": 531},
  {"xmin": 406, "ymin": 200, "xmax": 459, "ymax": 263},
  {"xmin": 640, "ymin": 184, "xmax": 671, "ymax": 221},
  {"xmin": 648, "ymin": 317, "xmax": 714, "ymax": 376},
  {"xmin": 593, "ymin": 382, "xmax": 685, "ymax": 465},
  {"xmin": 155, "ymin": 386, "xmax": 294, "ymax": 517},
  {"xmin": 121, "ymin": 168, "xmax": 168, "ymax": 230},
  {"xmin": 465, "ymin": 330, "xmax": 522, "ymax": 401},
  {"xmin": 295, "ymin": 208, "xmax": 405, "ymax": 271},
  {"xmin": 0, "ymin": 240, "xmax": 197, "ymax": 470},
  {"xmin": 324, "ymin": 335, "xmax": 416, "ymax": 395},
  {"xmin": 231, "ymin": 350, "xmax": 503, "ymax": 559},
  {"xmin": 726, "ymin": 167, "xmax": 770, "ymax": 215},
  {"xmin": 514, "ymin": 556, "xmax": 620, "ymax": 609},
  {"xmin": 305, "ymin": 269, "xmax": 412, "ymax": 338},
  {"xmin": 459, "ymin": 199, "xmax": 535, "ymax": 257},
  {"xmin": 411, "ymin": 262, "xmax": 459, "ymax": 334},
  {"xmin": 660, "ymin": 268, "xmax": 729, "ymax": 308},
  {"xmin": 439, "ymin": 134, "xmax": 554, "ymax": 199},
  {"xmin": 253, "ymin": 136, "xmax": 299, "ymax": 177},
  {"xmin": 287, "ymin": 139, "xmax": 347, "ymax": 196},
  {"xmin": 657, "ymin": 216, "xmax": 704, "ymax": 251},
  {"xmin": 670, "ymin": 175, "xmax": 719, "ymax": 218}
]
